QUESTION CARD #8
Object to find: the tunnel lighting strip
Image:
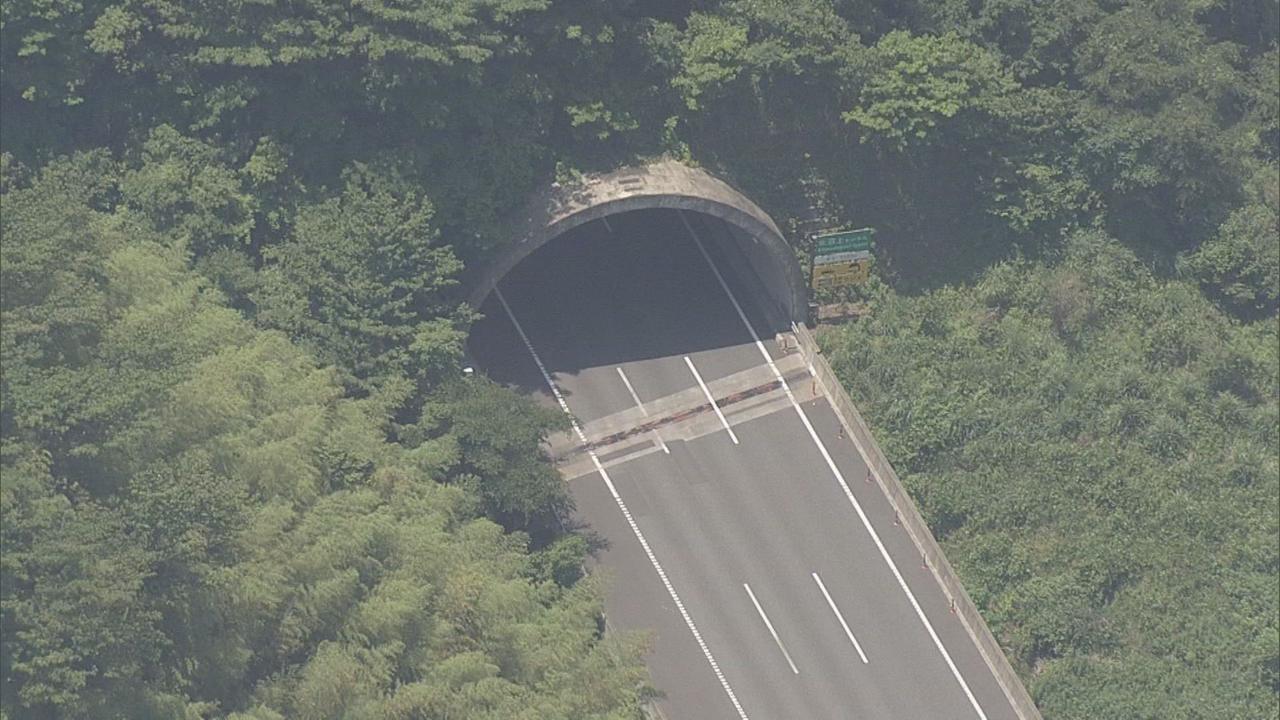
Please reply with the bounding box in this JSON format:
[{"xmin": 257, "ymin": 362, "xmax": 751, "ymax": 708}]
[
  {"xmin": 679, "ymin": 211, "xmax": 991, "ymax": 720},
  {"xmin": 493, "ymin": 285, "xmax": 752, "ymax": 720}
]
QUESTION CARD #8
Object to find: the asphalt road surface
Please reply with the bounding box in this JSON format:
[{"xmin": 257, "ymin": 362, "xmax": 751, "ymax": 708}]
[{"xmin": 469, "ymin": 209, "xmax": 1020, "ymax": 720}]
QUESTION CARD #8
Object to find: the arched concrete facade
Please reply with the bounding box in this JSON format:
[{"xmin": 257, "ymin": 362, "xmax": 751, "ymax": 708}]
[{"xmin": 466, "ymin": 159, "xmax": 808, "ymax": 325}]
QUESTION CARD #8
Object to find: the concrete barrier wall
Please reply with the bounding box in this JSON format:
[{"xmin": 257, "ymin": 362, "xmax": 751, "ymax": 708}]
[{"xmin": 791, "ymin": 323, "xmax": 1043, "ymax": 720}]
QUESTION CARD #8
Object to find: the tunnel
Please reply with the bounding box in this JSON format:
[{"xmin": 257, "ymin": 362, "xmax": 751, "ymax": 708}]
[{"xmin": 465, "ymin": 159, "xmax": 807, "ymax": 329}]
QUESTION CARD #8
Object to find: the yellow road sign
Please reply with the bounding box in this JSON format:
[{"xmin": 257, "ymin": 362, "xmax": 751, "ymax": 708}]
[{"xmin": 811, "ymin": 258, "xmax": 871, "ymax": 290}]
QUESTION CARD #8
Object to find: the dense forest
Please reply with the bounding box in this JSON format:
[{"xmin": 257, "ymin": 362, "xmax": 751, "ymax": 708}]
[{"xmin": 1, "ymin": 0, "xmax": 1276, "ymax": 718}]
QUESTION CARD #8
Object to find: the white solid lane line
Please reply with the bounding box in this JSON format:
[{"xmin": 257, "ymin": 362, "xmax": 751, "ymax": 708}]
[
  {"xmin": 812, "ymin": 572, "xmax": 870, "ymax": 664},
  {"xmin": 494, "ymin": 285, "xmax": 750, "ymax": 720},
  {"xmin": 617, "ymin": 366, "xmax": 647, "ymax": 411},
  {"xmin": 743, "ymin": 583, "xmax": 800, "ymax": 675},
  {"xmin": 616, "ymin": 366, "xmax": 670, "ymax": 454},
  {"xmin": 684, "ymin": 355, "xmax": 740, "ymax": 445},
  {"xmin": 679, "ymin": 211, "xmax": 991, "ymax": 720}
]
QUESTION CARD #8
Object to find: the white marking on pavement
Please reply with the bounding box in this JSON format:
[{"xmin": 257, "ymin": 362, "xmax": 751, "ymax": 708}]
[
  {"xmin": 743, "ymin": 583, "xmax": 800, "ymax": 675},
  {"xmin": 602, "ymin": 216, "xmax": 614, "ymax": 234},
  {"xmin": 617, "ymin": 366, "xmax": 669, "ymax": 453},
  {"xmin": 617, "ymin": 366, "xmax": 646, "ymax": 410},
  {"xmin": 812, "ymin": 572, "xmax": 870, "ymax": 664},
  {"xmin": 495, "ymin": 285, "xmax": 750, "ymax": 720},
  {"xmin": 683, "ymin": 355, "xmax": 739, "ymax": 445},
  {"xmin": 680, "ymin": 211, "xmax": 991, "ymax": 720}
]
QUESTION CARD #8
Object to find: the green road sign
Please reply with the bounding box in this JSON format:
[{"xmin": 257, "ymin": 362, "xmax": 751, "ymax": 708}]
[
  {"xmin": 811, "ymin": 227, "xmax": 875, "ymax": 290},
  {"xmin": 814, "ymin": 228, "xmax": 874, "ymax": 257}
]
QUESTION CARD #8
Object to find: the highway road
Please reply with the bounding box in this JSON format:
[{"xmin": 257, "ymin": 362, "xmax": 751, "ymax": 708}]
[{"xmin": 469, "ymin": 209, "xmax": 1020, "ymax": 720}]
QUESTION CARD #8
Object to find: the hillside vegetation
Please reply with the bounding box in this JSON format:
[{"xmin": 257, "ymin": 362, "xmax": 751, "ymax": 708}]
[
  {"xmin": 825, "ymin": 232, "xmax": 1277, "ymax": 718},
  {"xmin": 3, "ymin": 0, "xmax": 1277, "ymax": 718}
]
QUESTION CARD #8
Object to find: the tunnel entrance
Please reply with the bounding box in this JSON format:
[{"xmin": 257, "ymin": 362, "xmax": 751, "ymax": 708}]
[
  {"xmin": 465, "ymin": 160, "xmax": 806, "ymax": 327},
  {"xmin": 467, "ymin": 207, "xmax": 801, "ymax": 426}
]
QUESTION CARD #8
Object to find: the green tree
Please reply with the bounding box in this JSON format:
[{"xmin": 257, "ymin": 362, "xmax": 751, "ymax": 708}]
[
  {"xmin": 414, "ymin": 378, "xmax": 571, "ymax": 536},
  {"xmin": 1, "ymin": 151, "xmax": 648, "ymax": 719},
  {"xmin": 0, "ymin": 452, "xmax": 164, "ymax": 715},
  {"xmin": 118, "ymin": 125, "xmax": 258, "ymax": 256},
  {"xmin": 1184, "ymin": 177, "xmax": 1280, "ymax": 318},
  {"xmin": 843, "ymin": 30, "xmax": 1018, "ymax": 152},
  {"xmin": 1068, "ymin": 0, "xmax": 1254, "ymax": 249},
  {"xmin": 253, "ymin": 162, "xmax": 467, "ymax": 393}
]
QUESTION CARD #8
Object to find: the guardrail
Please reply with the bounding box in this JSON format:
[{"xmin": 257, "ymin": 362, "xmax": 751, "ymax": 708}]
[{"xmin": 791, "ymin": 322, "xmax": 1042, "ymax": 720}]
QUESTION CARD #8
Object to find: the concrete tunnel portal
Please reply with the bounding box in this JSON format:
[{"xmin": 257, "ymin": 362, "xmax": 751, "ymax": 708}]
[{"xmin": 465, "ymin": 159, "xmax": 808, "ymax": 328}]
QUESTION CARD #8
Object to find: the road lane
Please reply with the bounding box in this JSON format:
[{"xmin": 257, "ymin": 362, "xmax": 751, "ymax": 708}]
[
  {"xmin": 618, "ymin": 444, "xmax": 830, "ymax": 719},
  {"xmin": 470, "ymin": 208, "xmax": 1023, "ymax": 719},
  {"xmin": 622, "ymin": 413, "xmax": 931, "ymax": 717},
  {"xmin": 569, "ymin": 471, "xmax": 742, "ymax": 720}
]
